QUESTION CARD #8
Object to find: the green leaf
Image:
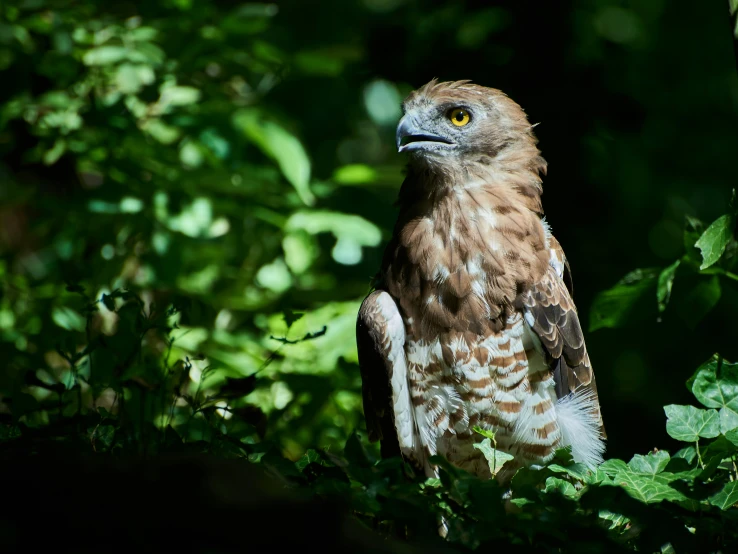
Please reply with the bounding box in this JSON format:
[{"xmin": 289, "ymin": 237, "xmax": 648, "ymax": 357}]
[
  {"xmin": 607, "ymin": 470, "xmax": 686, "ymax": 503},
  {"xmin": 695, "ymin": 214, "xmax": 734, "ymax": 270},
  {"xmin": 664, "ymin": 404, "xmax": 720, "ymax": 442},
  {"xmin": 233, "ymin": 110, "xmax": 314, "ymax": 205},
  {"xmin": 689, "ymin": 356, "xmax": 738, "ymax": 433},
  {"xmin": 295, "ymin": 449, "xmax": 322, "ymax": 471},
  {"xmin": 657, "ymin": 259, "xmax": 680, "ymax": 312},
  {"xmin": 708, "ymin": 481, "xmax": 738, "ymax": 510},
  {"xmin": 160, "ymin": 85, "xmax": 201, "ymax": 107},
  {"xmin": 627, "ymin": 450, "xmax": 670, "ymax": 475},
  {"xmin": 51, "ymin": 306, "xmax": 86, "ymax": 332},
  {"xmin": 332, "ymin": 164, "xmax": 377, "ymax": 185},
  {"xmin": 472, "ymin": 425, "xmax": 497, "ymax": 440},
  {"xmin": 598, "ymin": 509, "xmax": 631, "ymax": 531},
  {"xmin": 544, "ymin": 476, "xmax": 579, "ymax": 499},
  {"xmin": 473, "ymin": 438, "xmax": 514, "ymax": 475},
  {"xmin": 82, "ymin": 45, "xmax": 128, "ymax": 66},
  {"xmin": 142, "ymin": 119, "xmax": 181, "ymax": 144},
  {"xmin": 285, "ymin": 211, "xmax": 381, "ymax": 266},
  {"xmin": 672, "ymin": 445, "xmax": 697, "ymax": 464},
  {"xmin": 43, "ymin": 138, "xmax": 66, "ymax": 165},
  {"xmin": 363, "ymin": 79, "xmax": 402, "ymax": 126},
  {"xmin": 589, "ymin": 268, "xmax": 658, "ymax": 331}
]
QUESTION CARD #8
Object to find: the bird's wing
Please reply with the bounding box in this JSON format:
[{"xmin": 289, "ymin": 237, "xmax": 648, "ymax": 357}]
[
  {"xmin": 356, "ymin": 290, "xmax": 419, "ymax": 461},
  {"xmin": 520, "ymin": 237, "xmax": 605, "ymax": 438}
]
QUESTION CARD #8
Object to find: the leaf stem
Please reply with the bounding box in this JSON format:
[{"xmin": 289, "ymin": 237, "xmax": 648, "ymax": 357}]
[{"xmin": 696, "ymin": 439, "xmax": 704, "ymax": 469}]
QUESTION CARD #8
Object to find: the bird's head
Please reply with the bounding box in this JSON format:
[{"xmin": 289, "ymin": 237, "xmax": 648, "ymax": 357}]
[{"xmin": 396, "ymin": 79, "xmax": 538, "ymax": 168}]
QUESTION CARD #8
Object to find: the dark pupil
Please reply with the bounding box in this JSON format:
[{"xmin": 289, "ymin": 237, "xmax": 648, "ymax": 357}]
[{"xmin": 455, "ymin": 111, "xmax": 465, "ymax": 121}]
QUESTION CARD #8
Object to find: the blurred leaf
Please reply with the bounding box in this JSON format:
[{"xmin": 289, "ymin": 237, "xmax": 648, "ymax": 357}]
[
  {"xmin": 664, "ymin": 404, "xmax": 720, "ymax": 442},
  {"xmin": 282, "ymin": 231, "xmax": 318, "ymax": 274},
  {"xmin": 43, "ymin": 138, "xmax": 66, "ymax": 165},
  {"xmin": 159, "ymin": 85, "xmax": 201, "ymax": 107},
  {"xmin": 82, "ymin": 45, "xmax": 127, "ymax": 65},
  {"xmin": 589, "ymin": 268, "xmax": 659, "ymax": 331},
  {"xmin": 657, "ymin": 259, "xmax": 680, "ymax": 312},
  {"xmin": 233, "ymin": 110, "xmax": 314, "ymax": 205},
  {"xmin": 332, "ymin": 164, "xmax": 377, "ymax": 185},
  {"xmin": 52, "ymin": 306, "xmax": 86, "ymax": 332},
  {"xmin": 285, "ymin": 211, "xmax": 381, "ymax": 266},
  {"xmin": 142, "ymin": 118, "xmax": 181, "ymax": 144},
  {"xmin": 256, "ymin": 258, "xmax": 292, "ymax": 293},
  {"xmin": 363, "ymin": 80, "xmax": 402, "ymax": 126},
  {"xmin": 695, "ymin": 214, "xmax": 734, "ymax": 270}
]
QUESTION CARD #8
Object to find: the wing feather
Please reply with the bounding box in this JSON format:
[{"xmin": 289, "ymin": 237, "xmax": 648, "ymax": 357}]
[
  {"xmin": 521, "ymin": 237, "xmax": 606, "ymax": 437},
  {"xmin": 357, "ymin": 290, "xmax": 419, "ymax": 461}
]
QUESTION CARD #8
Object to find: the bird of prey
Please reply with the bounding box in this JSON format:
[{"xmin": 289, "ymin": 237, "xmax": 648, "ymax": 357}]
[{"xmin": 357, "ymin": 79, "xmax": 605, "ymax": 481}]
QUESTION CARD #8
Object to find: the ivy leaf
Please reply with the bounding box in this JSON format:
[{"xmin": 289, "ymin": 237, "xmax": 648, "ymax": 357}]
[
  {"xmin": 608, "ymin": 471, "xmax": 686, "ymax": 503},
  {"xmin": 657, "ymin": 259, "xmax": 680, "ymax": 312},
  {"xmin": 473, "ymin": 438, "xmax": 515, "ymax": 476},
  {"xmin": 708, "ymin": 481, "xmax": 738, "ymax": 510},
  {"xmin": 599, "ymin": 509, "xmax": 631, "ymax": 532},
  {"xmin": 589, "ymin": 268, "xmax": 659, "ymax": 331},
  {"xmin": 664, "ymin": 405, "xmax": 720, "ymax": 442},
  {"xmin": 695, "ymin": 214, "xmax": 734, "ymax": 270},
  {"xmin": 627, "ymin": 450, "xmax": 670, "ymax": 475},
  {"xmin": 689, "ymin": 356, "xmax": 738, "ymax": 433},
  {"xmin": 544, "ymin": 476, "xmax": 579, "ymax": 499},
  {"xmin": 295, "ymin": 449, "xmax": 322, "ymax": 471}
]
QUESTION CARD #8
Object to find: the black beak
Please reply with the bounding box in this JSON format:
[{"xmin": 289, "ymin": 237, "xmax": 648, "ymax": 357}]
[{"xmin": 396, "ymin": 115, "xmax": 454, "ymax": 152}]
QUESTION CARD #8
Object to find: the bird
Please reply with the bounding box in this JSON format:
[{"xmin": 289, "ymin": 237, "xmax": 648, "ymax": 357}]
[{"xmin": 356, "ymin": 79, "xmax": 605, "ymax": 482}]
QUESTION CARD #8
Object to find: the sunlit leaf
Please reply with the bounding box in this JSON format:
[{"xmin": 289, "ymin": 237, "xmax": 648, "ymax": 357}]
[
  {"xmin": 627, "ymin": 450, "xmax": 670, "ymax": 475},
  {"xmin": 82, "ymin": 45, "xmax": 127, "ymax": 65},
  {"xmin": 664, "ymin": 404, "xmax": 720, "ymax": 442},
  {"xmin": 233, "ymin": 109, "xmax": 314, "ymax": 205},
  {"xmin": 473, "ymin": 438, "xmax": 514, "ymax": 476},
  {"xmin": 160, "ymin": 85, "xmax": 201, "ymax": 107},
  {"xmin": 544, "ymin": 476, "xmax": 579, "ymax": 499},
  {"xmin": 607, "ymin": 470, "xmax": 686, "ymax": 504},
  {"xmin": 695, "ymin": 214, "xmax": 734, "ymax": 270},
  {"xmin": 256, "ymin": 258, "xmax": 293, "ymax": 293},
  {"xmin": 332, "ymin": 164, "xmax": 377, "ymax": 185},
  {"xmin": 285, "ymin": 211, "xmax": 381, "ymax": 265}
]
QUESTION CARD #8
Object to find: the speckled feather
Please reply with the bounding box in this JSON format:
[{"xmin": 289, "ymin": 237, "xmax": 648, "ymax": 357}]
[{"xmin": 357, "ymin": 80, "xmax": 604, "ymax": 481}]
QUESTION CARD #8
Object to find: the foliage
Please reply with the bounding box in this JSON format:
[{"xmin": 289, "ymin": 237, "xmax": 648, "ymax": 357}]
[
  {"xmin": 5, "ymin": 289, "xmax": 738, "ymax": 550},
  {"xmin": 590, "ymin": 194, "xmax": 738, "ymax": 331},
  {"xmin": 2, "ymin": 0, "xmax": 738, "ymax": 551}
]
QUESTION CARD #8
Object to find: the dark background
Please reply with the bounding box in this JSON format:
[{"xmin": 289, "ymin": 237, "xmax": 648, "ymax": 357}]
[{"xmin": 2, "ymin": 0, "xmax": 737, "ymax": 465}]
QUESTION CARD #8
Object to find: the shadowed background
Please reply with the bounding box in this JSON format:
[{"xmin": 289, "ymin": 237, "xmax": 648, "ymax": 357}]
[{"xmin": 1, "ymin": 0, "xmax": 737, "ymax": 469}]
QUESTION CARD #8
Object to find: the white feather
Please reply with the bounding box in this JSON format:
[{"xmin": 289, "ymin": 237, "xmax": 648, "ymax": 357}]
[{"xmin": 555, "ymin": 387, "xmax": 606, "ymax": 469}]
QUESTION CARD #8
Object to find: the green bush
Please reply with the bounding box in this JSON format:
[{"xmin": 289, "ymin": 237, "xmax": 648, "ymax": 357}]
[{"xmin": 2, "ymin": 1, "xmax": 738, "ymax": 551}]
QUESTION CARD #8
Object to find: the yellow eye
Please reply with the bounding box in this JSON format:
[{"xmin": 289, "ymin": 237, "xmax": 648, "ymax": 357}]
[{"xmin": 448, "ymin": 108, "xmax": 471, "ymax": 127}]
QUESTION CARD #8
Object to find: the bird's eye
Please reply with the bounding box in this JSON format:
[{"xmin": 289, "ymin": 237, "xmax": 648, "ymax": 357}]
[{"xmin": 448, "ymin": 108, "xmax": 471, "ymax": 127}]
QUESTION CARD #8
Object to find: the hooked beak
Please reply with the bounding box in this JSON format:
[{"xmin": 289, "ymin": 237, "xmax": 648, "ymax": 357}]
[{"xmin": 396, "ymin": 115, "xmax": 454, "ymax": 153}]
